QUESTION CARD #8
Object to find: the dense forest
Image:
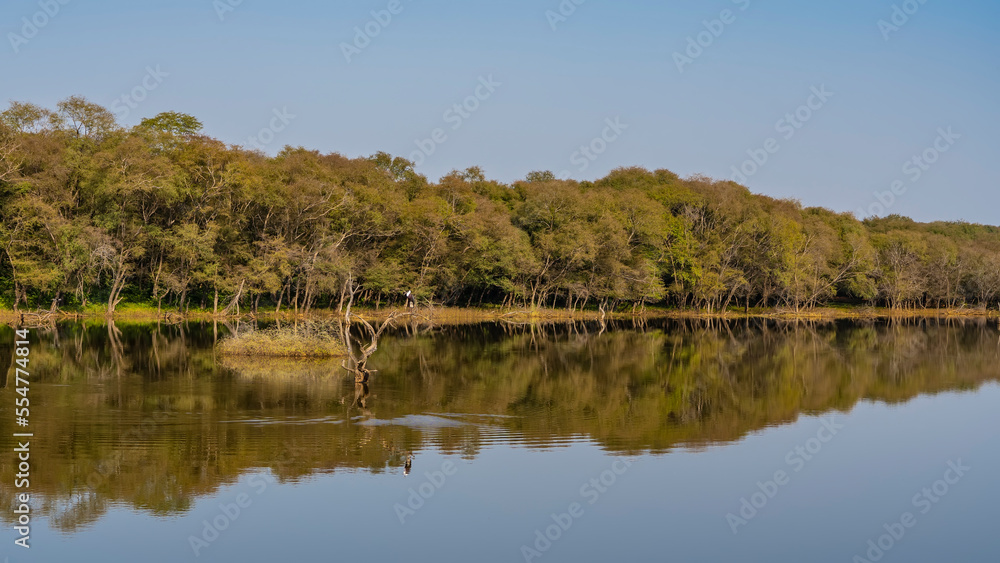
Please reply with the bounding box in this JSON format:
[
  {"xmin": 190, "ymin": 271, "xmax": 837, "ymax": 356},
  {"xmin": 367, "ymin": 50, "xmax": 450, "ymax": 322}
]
[{"xmin": 2, "ymin": 97, "xmax": 999, "ymax": 315}]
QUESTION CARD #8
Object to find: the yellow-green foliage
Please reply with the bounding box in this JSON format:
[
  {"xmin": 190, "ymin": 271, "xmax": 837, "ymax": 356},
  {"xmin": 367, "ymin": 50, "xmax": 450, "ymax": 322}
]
[
  {"xmin": 7, "ymin": 97, "xmax": 1000, "ymax": 318},
  {"xmin": 217, "ymin": 324, "xmax": 347, "ymax": 357}
]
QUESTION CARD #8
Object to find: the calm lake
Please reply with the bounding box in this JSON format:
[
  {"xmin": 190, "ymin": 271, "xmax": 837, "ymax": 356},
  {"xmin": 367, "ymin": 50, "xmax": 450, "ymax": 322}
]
[{"xmin": 2, "ymin": 318, "xmax": 999, "ymax": 562}]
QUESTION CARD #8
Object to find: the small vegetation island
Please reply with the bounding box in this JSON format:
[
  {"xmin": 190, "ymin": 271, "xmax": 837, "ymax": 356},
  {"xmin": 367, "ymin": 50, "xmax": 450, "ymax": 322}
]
[
  {"xmin": 217, "ymin": 322, "xmax": 347, "ymax": 358},
  {"xmin": 2, "ymin": 96, "xmax": 999, "ymax": 321}
]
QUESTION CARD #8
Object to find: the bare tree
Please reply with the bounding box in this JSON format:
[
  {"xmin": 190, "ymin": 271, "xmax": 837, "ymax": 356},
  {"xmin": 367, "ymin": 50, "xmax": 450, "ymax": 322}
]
[
  {"xmin": 340, "ymin": 312, "xmax": 401, "ymax": 382},
  {"xmin": 93, "ymin": 244, "xmax": 133, "ymax": 316}
]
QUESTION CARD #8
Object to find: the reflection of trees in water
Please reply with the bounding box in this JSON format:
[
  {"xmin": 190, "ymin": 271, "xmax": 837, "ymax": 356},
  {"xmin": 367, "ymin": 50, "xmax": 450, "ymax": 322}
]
[
  {"xmin": 1, "ymin": 317, "xmax": 999, "ymax": 531},
  {"xmin": 0, "ymin": 324, "xmax": 12, "ymax": 388}
]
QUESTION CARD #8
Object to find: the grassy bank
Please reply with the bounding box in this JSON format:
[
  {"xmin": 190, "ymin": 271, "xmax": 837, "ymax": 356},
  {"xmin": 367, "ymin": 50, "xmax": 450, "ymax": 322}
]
[{"xmin": 2, "ymin": 304, "xmax": 999, "ymax": 325}]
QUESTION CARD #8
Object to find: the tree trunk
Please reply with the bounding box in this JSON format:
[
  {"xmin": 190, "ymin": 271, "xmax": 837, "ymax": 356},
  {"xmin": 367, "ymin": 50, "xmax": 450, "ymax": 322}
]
[
  {"xmin": 337, "ymin": 277, "xmax": 349, "ymax": 313},
  {"xmin": 222, "ymin": 279, "xmax": 246, "ymax": 316},
  {"xmin": 303, "ymin": 283, "xmax": 314, "ymax": 315},
  {"xmin": 344, "ymin": 277, "xmax": 356, "ymax": 322},
  {"xmin": 108, "ymin": 266, "xmax": 129, "ymax": 316},
  {"xmin": 293, "ymin": 277, "xmax": 301, "ymax": 317}
]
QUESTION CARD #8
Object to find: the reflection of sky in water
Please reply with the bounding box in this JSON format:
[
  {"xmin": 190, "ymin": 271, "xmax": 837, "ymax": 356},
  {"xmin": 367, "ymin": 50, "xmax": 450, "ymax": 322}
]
[
  {"xmin": 16, "ymin": 384, "xmax": 1000, "ymax": 563},
  {"xmin": 356, "ymin": 414, "xmax": 467, "ymax": 428}
]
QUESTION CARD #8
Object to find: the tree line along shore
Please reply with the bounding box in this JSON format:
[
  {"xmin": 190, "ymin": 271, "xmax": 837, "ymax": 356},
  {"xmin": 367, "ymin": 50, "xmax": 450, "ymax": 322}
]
[{"xmin": 2, "ymin": 97, "xmax": 1000, "ymax": 319}]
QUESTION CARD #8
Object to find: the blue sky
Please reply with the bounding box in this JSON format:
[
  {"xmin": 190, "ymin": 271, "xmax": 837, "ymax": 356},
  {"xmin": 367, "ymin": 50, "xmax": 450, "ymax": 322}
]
[{"xmin": 2, "ymin": 0, "xmax": 998, "ymax": 223}]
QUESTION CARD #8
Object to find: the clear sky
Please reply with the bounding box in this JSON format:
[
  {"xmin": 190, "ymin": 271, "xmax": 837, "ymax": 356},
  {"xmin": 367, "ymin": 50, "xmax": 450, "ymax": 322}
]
[{"xmin": 2, "ymin": 0, "xmax": 997, "ymax": 223}]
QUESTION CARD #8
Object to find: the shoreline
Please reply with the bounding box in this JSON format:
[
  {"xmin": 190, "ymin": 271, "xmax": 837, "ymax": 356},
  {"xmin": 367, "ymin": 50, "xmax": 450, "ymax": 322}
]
[{"xmin": 1, "ymin": 305, "xmax": 998, "ymax": 325}]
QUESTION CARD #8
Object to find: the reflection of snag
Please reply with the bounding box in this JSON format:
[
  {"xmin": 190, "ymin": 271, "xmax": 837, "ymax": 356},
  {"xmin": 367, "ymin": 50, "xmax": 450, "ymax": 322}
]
[
  {"xmin": 0, "ymin": 329, "xmax": 11, "ymax": 389},
  {"xmin": 354, "ymin": 380, "xmax": 370, "ymax": 408}
]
